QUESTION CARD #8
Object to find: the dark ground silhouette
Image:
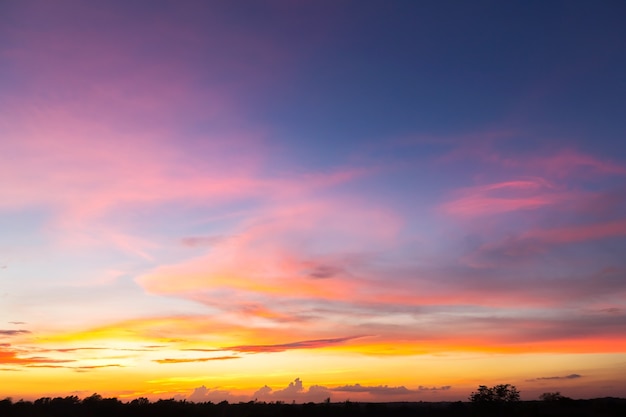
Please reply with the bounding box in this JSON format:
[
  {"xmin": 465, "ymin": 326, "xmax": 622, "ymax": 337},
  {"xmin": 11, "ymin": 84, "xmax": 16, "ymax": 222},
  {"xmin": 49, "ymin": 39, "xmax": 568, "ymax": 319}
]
[{"xmin": 2, "ymin": 395, "xmax": 626, "ymax": 417}]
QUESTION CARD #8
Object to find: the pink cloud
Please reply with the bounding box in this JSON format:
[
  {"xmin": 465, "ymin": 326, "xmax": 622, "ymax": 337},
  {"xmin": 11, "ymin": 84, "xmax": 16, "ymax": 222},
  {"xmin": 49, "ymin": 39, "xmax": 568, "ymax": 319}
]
[
  {"xmin": 440, "ymin": 138, "xmax": 626, "ymax": 178},
  {"xmin": 530, "ymin": 149, "xmax": 626, "ymax": 177},
  {"xmin": 136, "ymin": 198, "xmax": 401, "ymax": 301},
  {"xmin": 2, "ymin": 1, "xmax": 346, "ymax": 249},
  {"xmin": 526, "ymin": 219, "xmax": 626, "ymax": 243},
  {"xmin": 441, "ymin": 178, "xmax": 571, "ymax": 217}
]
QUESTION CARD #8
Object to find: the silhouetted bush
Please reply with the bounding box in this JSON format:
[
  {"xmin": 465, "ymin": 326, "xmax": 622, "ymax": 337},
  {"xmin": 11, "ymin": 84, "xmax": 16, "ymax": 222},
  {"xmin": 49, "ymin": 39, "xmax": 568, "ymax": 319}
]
[{"xmin": 0, "ymin": 394, "xmax": 625, "ymax": 417}]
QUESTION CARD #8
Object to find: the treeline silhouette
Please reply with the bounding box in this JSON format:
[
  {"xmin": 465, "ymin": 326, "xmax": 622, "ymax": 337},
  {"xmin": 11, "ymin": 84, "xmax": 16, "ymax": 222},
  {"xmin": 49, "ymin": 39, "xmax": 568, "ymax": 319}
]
[{"xmin": 1, "ymin": 394, "xmax": 626, "ymax": 417}]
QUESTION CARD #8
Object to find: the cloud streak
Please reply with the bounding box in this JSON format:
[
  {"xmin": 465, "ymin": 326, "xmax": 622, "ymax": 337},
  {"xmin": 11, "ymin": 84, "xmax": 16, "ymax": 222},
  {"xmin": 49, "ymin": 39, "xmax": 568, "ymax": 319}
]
[
  {"xmin": 332, "ymin": 384, "xmax": 415, "ymax": 395},
  {"xmin": 0, "ymin": 330, "xmax": 31, "ymax": 336},
  {"xmin": 526, "ymin": 374, "xmax": 582, "ymax": 382},
  {"xmin": 154, "ymin": 356, "xmax": 240, "ymax": 364},
  {"xmin": 225, "ymin": 336, "xmax": 367, "ymax": 353}
]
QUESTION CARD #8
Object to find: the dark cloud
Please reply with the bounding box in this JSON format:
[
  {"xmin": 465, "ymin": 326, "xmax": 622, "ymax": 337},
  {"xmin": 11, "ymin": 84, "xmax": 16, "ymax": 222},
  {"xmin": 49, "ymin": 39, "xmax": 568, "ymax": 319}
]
[
  {"xmin": 9, "ymin": 321, "xmax": 26, "ymax": 325},
  {"xmin": 154, "ymin": 355, "xmax": 240, "ymax": 364},
  {"xmin": 0, "ymin": 330, "xmax": 30, "ymax": 336},
  {"xmin": 226, "ymin": 336, "xmax": 365, "ymax": 353},
  {"xmin": 419, "ymin": 385, "xmax": 452, "ymax": 391},
  {"xmin": 332, "ymin": 384, "xmax": 414, "ymax": 395},
  {"xmin": 526, "ymin": 374, "xmax": 582, "ymax": 382},
  {"xmin": 308, "ymin": 265, "xmax": 343, "ymax": 279},
  {"xmin": 598, "ymin": 307, "xmax": 622, "ymax": 314}
]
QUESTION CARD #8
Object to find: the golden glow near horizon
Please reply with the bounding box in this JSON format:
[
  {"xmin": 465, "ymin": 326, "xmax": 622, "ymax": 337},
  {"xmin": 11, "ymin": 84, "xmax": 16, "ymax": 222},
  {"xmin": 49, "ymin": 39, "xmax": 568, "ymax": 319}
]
[{"xmin": 3, "ymin": 317, "xmax": 626, "ymax": 401}]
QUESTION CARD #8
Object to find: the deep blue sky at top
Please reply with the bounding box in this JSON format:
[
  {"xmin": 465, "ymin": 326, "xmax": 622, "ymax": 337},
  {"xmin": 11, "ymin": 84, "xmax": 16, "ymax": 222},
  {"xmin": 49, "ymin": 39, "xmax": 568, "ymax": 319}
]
[
  {"xmin": 2, "ymin": 0, "xmax": 624, "ymax": 166},
  {"xmin": 210, "ymin": 0, "xmax": 626, "ymax": 166}
]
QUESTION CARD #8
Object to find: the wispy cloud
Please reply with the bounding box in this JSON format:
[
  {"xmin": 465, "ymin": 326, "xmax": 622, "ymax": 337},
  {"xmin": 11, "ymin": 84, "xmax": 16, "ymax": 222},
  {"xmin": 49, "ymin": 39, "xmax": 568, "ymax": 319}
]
[
  {"xmin": 0, "ymin": 330, "xmax": 31, "ymax": 336},
  {"xmin": 441, "ymin": 178, "xmax": 567, "ymax": 217},
  {"xmin": 225, "ymin": 336, "xmax": 367, "ymax": 353},
  {"xmin": 180, "ymin": 235, "xmax": 229, "ymax": 248},
  {"xmin": 526, "ymin": 374, "xmax": 582, "ymax": 382},
  {"xmin": 154, "ymin": 356, "xmax": 240, "ymax": 364},
  {"xmin": 1, "ymin": 348, "xmax": 75, "ymax": 366},
  {"xmin": 24, "ymin": 363, "xmax": 122, "ymax": 372}
]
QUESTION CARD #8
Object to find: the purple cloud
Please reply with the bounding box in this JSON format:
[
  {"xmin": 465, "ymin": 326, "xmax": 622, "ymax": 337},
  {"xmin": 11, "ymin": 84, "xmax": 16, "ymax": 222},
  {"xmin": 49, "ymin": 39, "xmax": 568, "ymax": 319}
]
[
  {"xmin": 0, "ymin": 330, "xmax": 30, "ymax": 336},
  {"xmin": 526, "ymin": 374, "xmax": 582, "ymax": 382},
  {"xmin": 226, "ymin": 336, "xmax": 365, "ymax": 353},
  {"xmin": 332, "ymin": 384, "xmax": 414, "ymax": 395}
]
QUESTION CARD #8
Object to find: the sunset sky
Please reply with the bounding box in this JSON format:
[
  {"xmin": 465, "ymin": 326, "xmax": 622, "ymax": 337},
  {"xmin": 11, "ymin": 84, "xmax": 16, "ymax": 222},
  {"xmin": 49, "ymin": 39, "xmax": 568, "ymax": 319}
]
[{"xmin": 1, "ymin": 0, "xmax": 626, "ymax": 402}]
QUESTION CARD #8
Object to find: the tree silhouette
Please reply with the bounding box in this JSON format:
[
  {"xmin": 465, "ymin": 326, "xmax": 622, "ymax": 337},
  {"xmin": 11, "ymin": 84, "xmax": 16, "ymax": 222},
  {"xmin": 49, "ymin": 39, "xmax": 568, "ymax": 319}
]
[
  {"xmin": 469, "ymin": 384, "xmax": 520, "ymax": 403},
  {"xmin": 1, "ymin": 391, "xmax": 626, "ymax": 417},
  {"xmin": 539, "ymin": 391, "xmax": 571, "ymax": 401}
]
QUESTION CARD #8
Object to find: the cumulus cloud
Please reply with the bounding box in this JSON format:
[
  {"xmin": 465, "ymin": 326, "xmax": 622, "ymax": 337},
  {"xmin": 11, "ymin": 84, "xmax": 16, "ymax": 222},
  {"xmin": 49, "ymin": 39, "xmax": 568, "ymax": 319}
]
[
  {"xmin": 253, "ymin": 385, "xmax": 273, "ymax": 398},
  {"xmin": 254, "ymin": 378, "xmax": 331, "ymax": 403},
  {"xmin": 187, "ymin": 380, "xmax": 332, "ymax": 404},
  {"xmin": 188, "ymin": 385, "xmax": 248, "ymax": 403}
]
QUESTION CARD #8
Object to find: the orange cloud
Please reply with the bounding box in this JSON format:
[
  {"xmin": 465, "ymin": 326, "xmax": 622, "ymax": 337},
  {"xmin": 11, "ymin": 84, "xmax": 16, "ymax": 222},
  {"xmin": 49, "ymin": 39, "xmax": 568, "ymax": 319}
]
[
  {"xmin": 0, "ymin": 346, "xmax": 75, "ymax": 366},
  {"xmin": 154, "ymin": 356, "xmax": 240, "ymax": 364},
  {"xmin": 136, "ymin": 198, "xmax": 400, "ymax": 306}
]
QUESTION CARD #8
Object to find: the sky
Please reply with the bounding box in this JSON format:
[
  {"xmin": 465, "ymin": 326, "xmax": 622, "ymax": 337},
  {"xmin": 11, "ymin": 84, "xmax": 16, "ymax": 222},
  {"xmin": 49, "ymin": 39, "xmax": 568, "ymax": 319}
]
[{"xmin": 1, "ymin": 0, "xmax": 626, "ymax": 403}]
